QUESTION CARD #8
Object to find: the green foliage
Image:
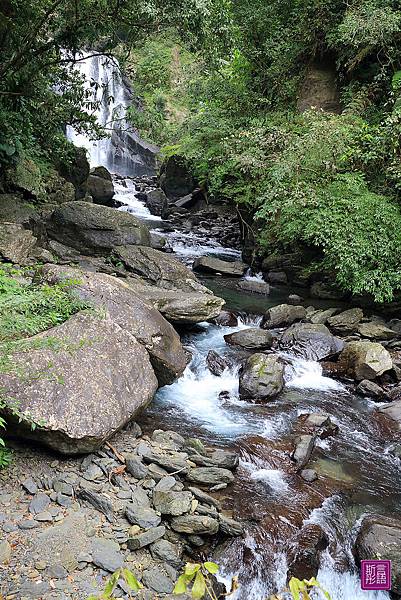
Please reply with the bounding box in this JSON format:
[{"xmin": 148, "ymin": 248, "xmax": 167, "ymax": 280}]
[
  {"xmin": 88, "ymin": 567, "xmax": 143, "ymax": 599},
  {"xmin": 174, "ymin": 561, "xmax": 220, "ymax": 599}
]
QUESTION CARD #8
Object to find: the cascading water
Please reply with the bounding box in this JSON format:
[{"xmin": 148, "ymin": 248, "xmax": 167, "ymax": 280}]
[{"xmin": 66, "ymin": 52, "xmax": 158, "ymax": 176}]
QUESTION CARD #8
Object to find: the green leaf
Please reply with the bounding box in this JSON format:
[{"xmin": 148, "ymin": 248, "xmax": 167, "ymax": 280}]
[
  {"xmin": 122, "ymin": 568, "xmax": 143, "ymax": 592},
  {"xmin": 192, "ymin": 570, "xmax": 206, "ymax": 599},
  {"xmin": 392, "ymin": 70, "xmax": 401, "ymax": 90},
  {"xmin": 173, "ymin": 574, "xmax": 189, "ymax": 595},
  {"xmin": 289, "ymin": 577, "xmax": 301, "ymax": 600},
  {"xmin": 103, "ymin": 570, "xmax": 120, "ymax": 597},
  {"xmin": 185, "ymin": 563, "xmax": 201, "ymax": 577},
  {"xmin": 203, "ymin": 561, "xmax": 219, "ymax": 574}
]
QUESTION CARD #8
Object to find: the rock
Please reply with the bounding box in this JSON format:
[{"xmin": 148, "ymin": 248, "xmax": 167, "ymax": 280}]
[
  {"xmin": 57, "ymin": 146, "xmax": 90, "ymax": 199},
  {"xmin": 49, "ymin": 201, "xmax": 150, "ymax": 254},
  {"xmin": 310, "ymin": 281, "xmax": 345, "ymax": 300},
  {"xmin": 279, "ymin": 323, "xmax": 343, "ymax": 361},
  {"xmin": 339, "ymin": 341, "xmax": 392, "ymax": 381},
  {"xmin": 150, "ymin": 539, "xmax": 182, "ymax": 568},
  {"xmin": 22, "ymin": 478, "xmax": 38, "ymax": 495},
  {"xmin": 152, "ymin": 491, "xmax": 193, "ymax": 516},
  {"xmin": 291, "ymin": 435, "xmax": 315, "ymax": 470},
  {"xmin": 308, "ymin": 308, "xmax": 338, "ymax": 325},
  {"xmin": 239, "ymin": 354, "xmax": 284, "ymax": 401},
  {"xmin": 287, "ymin": 524, "xmax": 329, "ymax": 580},
  {"xmin": 92, "ymin": 537, "xmax": 123, "ymax": 573},
  {"xmin": 125, "ymin": 455, "xmax": 148, "ymax": 479},
  {"xmin": 127, "ymin": 525, "xmax": 166, "ymax": 550},
  {"xmin": 224, "ymin": 328, "xmax": 273, "ymax": 351},
  {"xmin": 261, "ymin": 304, "xmax": 306, "ymax": 329},
  {"xmin": 213, "ymin": 311, "xmax": 238, "ymax": 327},
  {"xmin": 0, "ymin": 223, "xmax": 37, "ymax": 263},
  {"xmin": 36, "ymin": 511, "xmax": 53, "ymax": 522},
  {"xmin": 160, "ymin": 155, "xmax": 195, "ymax": 200},
  {"xmin": 356, "ymin": 380, "xmax": 387, "ymax": 400},
  {"xmin": 378, "ymin": 400, "xmax": 401, "ymax": 430},
  {"xmin": 192, "ymin": 256, "xmax": 247, "ymax": 277},
  {"xmin": 171, "ymin": 515, "xmax": 219, "ymax": 535},
  {"xmin": 187, "ymin": 467, "xmax": 234, "ymax": 487},
  {"xmin": 87, "ymin": 167, "xmax": 114, "ymax": 205},
  {"xmin": 47, "ymin": 564, "xmax": 68, "ymax": 579},
  {"xmin": 116, "ymin": 245, "xmax": 210, "ymax": 293},
  {"xmin": 0, "ymin": 540, "xmax": 11, "ymax": 563},
  {"xmin": 174, "ymin": 188, "xmax": 206, "ymax": 211},
  {"xmin": 206, "ymin": 350, "xmax": 230, "ymax": 376},
  {"xmin": 138, "ymin": 443, "xmax": 189, "ymax": 473},
  {"xmin": 267, "ymin": 271, "xmax": 288, "ymax": 285},
  {"xmin": 78, "ymin": 489, "xmax": 114, "ymax": 522},
  {"xmin": 219, "ymin": 515, "xmax": 244, "ymax": 536},
  {"xmin": 1, "ymin": 312, "xmax": 158, "ymax": 453},
  {"xmin": 327, "ymin": 308, "xmax": 363, "ymax": 335},
  {"xmin": 300, "ymin": 469, "xmax": 318, "ymax": 482},
  {"xmin": 142, "ymin": 565, "xmax": 176, "ymax": 594},
  {"xmin": 29, "ymin": 493, "xmax": 51, "ymax": 515},
  {"xmin": 358, "ymin": 321, "xmax": 397, "ymax": 341},
  {"xmin": 42, "ymin": 264, "xmax": 186, "ymax": 385},
  {"xmin": 146, "ymin": 189, "xmax": 168, "ymax": 217},
  {"xmin": 188, "ymin": 487, "xmax": 221, "ymax": 510},
  {"xmin": 354, "ymin": 515, "xmax": 401, "ymax": 595},
  {"xmin": 237, "ymin": 280, "xmax": 270, "ymax": 295},
  {"xmin": 189, "ymin": 449, "xmax": 239, "ymax": 469},
  {"xmin": 154, "ymin": 476, "xmax": 177, "ymax": 492},
  {"xmin": 288, "ymin": 294, "xmax": 303, "ymax": 305},
  {"xmin": 151, "ymin": 430, "xmax": 185, "ymax": 450},
  {"xmin": 125, "ymin": 504, "xmax": 161, "ymax": 528},
  {"xmin": 135, "ymin": 286, "xmax": 224, "ymax": 324}
]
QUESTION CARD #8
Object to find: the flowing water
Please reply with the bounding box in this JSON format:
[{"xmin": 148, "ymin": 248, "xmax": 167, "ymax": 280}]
[{"xmin": 67, "ymin": 61, "xmax": 401, "ymax": 596}]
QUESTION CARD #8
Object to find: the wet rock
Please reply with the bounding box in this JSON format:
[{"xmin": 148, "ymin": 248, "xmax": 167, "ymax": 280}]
[
  {"xmin": 356, "ymin": 380, "xmax": 387, "ymax": 400},
  {"xmin": 339, "ymin": 341, "xmax": 392, "ymax": 380},
  {"xmin": 291, "ymin": 435, "xmax": 315, "ymax": 470},
  {"xmin": 300, "ymin": 469, "xmax": 318, "ymax": 482},
  {"xmin": 237, "ymin": 280, "xmax": 270, "ymax": 295},
  {"xmin": 358, "ymin": 321, "xmax": 397, "ymax": 341},
  {"xmin": 152, "ymin": 490, "xmax": 193, "ymax": 516},
  {"xmin": 187, "ymin": 467, "xmax": 234, "ymax": 487},
  {"xmin": 378, "ymin": 400, "xmax": 401, "ymax": 430},
  {"xmin": 219, "ymin": 514, "xmax": 244, "ymax": 536},
  {"xmin": 150, "ymin": 539, "xmax": 182, "ymax": 568},
  {"xmin": 78, "ymin": 489, "xmax": 114, "ymax": 522},
  {"xmin": 279, "ymin": 323, "xmax": 343, "ymax": 361},
  {"xmin": 29, "ymin": 493, "xmax": 51, "ymax": 515},
  {"xmin": 1, "ymin": 312, "xmax": 158, "ymax": 454},
  {"xmin": 288, "ymin": 294, "xmax": 303, "ymax": 305},
  {"xmin": 146, "ymin": 188, "xmax": 168, "ymax": 217},
  {"xmin": 261, "ymin": 304, "xmax": 306, "ymax": 329},
  {"xmin": 239, "ymin": 353, "xmax": 284, "ymax": 401},
  {"xmin": 327, "ymin": 308, "xmax": 363, "ymax": 335},
  {"xmin": 92, "ymin": 537, "xmax": 123, "ymax": 573},
  {"xmin": 287, "ymin": 524, "xmax": 329, "ymax": 580},
  {"xmin": 213, "ymin": 311, "xmax": 238, "ymax": 327},
  {"xmin": 87, "ymin": 167, "xmax": 114, "ymax": 205},
  {"xmin": 127, "ymin": 525, "xmax": 166, "ymax": 550},
  {"xmin": 126, "ymin": 503, "xmax": 161, "ymax": 528},
  {"xmin": 206, "ymin": 350, "xmax": 230, "ymax": 376},
  {"xmin": 0, "ymin": 540, "xmax": 11, "ymax": 564},
  {"xmin": 126, "ymin": 455, "xmax": 149, "ymax": 479},
  {"xmin": 171, "ymin": 515, "xmax": 219, "ymax": 535},
  {"xmin": 192, "ymin": 256, "xmax": 247, "ymax": 277},
  {"xmin": 49, "ymin": 201, "xmax": 150, "ymax": 254},
  {"xmin": 0, "ymin": 223, "xmax": 37, "ymax": 263},
  {"xmin": 224, "ymin": 328, "xmax": 273, "ymax": 351},
  {"xmin": 354, "ymin": 515, "xmax": 401, "ymax": 594}
]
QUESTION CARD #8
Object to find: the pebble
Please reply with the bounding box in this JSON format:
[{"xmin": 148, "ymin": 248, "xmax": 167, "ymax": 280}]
[
  {"xmin": 35, "ymin": 511, "xmax": 53, "ymax": 522},
  {"xmin": 29, "ymin": 493, "xmax": 51, "ymax": 515},
  {"xmin": 18, "ymin": 519, "xmax": 39, "ymax": 529},
  {"xmin": 3, "ymin": 522, "xmax": 18, "ymax": 533}
]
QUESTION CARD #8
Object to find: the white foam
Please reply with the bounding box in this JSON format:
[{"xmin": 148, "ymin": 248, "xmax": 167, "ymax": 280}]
[{"xmin": 285, "ymin": 355, "xmax": 345, "ymax": 392}]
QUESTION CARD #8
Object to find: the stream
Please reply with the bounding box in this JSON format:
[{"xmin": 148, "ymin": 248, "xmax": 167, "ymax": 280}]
[{"xmin": 67, "ymin": 54, "xmax": 401, "ymax": 600}]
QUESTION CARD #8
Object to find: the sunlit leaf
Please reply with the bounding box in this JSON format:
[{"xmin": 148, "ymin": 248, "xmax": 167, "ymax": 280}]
[
  {"xmin": 173, "ymin": 574, "xmax": 188, "ymax": 595},
  {"xmin": 122, "ymin": 568, "xmax": 143, "ymax": 591},
  {"xmin": 203, "ymin": 561, "xmax": 219, "ymax": 574},
  {"xmin": 192, "ymin": 570, "xmax": 206, "ymax": 599}
]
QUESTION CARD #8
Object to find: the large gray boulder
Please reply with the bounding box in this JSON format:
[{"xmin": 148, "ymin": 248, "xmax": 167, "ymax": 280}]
[
  {"xmin": 239, "ymin": 353, "xmax": 284, "ymax": 401},
  {"xmin": 354, "ymin": 515, "xmax": 401, "ymax": 595},
  {"xmin": 114, "ymin": 245, "xmax": 210, "ymax": 294},
  {"xmin": 0, "ymin": 223, "xmax": 37, "ymax": 263},
  {"xmin": 146, "ymin": 189, "xmax": 168, "ymax": 217},
  {"xmin": 41, "ymin": 264, "xmax": 187, "ymax": 385},
  {"xmin": 327, "ymin": 308, "xmax": 363, "ymax": 335},
  {"xmin": 48, "ymin": 201, "xmax": 150, "ymax": 254},
  {"xmin": 261, "ymin": 304, "xmax": 306, "ymax": 329},
  {"xmin": 192, "ymin": 256, "xmax": 247, "ymax": 277},
  {"xmin": 338, "ymin": 341, "xmax": 392, "ymax": 381},
  {"xmin": 0, "ymin": 312, "xmax": 158, "ymax": 454},
  {"xmin": 378, "ymin": 400, "xmax": 401, "ymax": 430},
  {"xmin": 87, "ymin": 167, "xmax": 114, "ymax": 205},
  {"xmin": 279, "ymin": 323, "xmax": 344, "ymax": 361},
  {"xmin": 224, "ymin": 328, "xmax": 273, "ymax": 351}
]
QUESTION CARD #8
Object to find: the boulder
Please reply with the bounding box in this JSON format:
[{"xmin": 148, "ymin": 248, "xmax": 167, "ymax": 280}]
[
  {"xmin": 291, "ymin": 435, "xmax": 315, "ymax": 470},
  {"xmin": 239, "ymin": 353, "xmax": 284, "ymax": 401},
  {"xmin": 206, "ymin": 350, "xmax": 230, "ymax": 376},
  {"xmin": 0, "ymin": 312, "xmax": 158, "ymax": 454},
  {"xmin": 267, "ymin": 271, "xmax": 288, "ymax": 285},
  {"xmin": 48, "ymin": 201, "xmax": 150, "ymax": 254},
  {"xmin": 310, "ymin": 281, "xmax": 346, "ymax": 300},
  {"xmin": 287, "ymin": 524, "xmax": 329, "ymax": 581},
  {"xmin": 56, "ymin": 146, "xmax": 90, "ymax": 199},
  {"xmin": 160, "ymin": 155, "xmax": 195, "ymax": 201},
  {"xmin": 174, "ymin": 189, "xmax": 206, "ymax": 212},
  {"xmin": 87, "ymin": 166, "xmax": 115, "ymax": 205},
  {"xmin": 279, "ymin": 323, "xmax": 344, "ymax": 361},
  {"xmin": 146, "ymin": 189, "xmax": 168, "ymax": 217},
  {"xmin": 115, "ymin": 245, "xmax": 210, "ymax": 294},
  {"xmin": 358, "ymin": 321, "xmax": 397, "ymax": 341},
  {"xmin": 307, "ymin": 308, "xmax": 338, "ymax": 325},
  {"xmin": 338, "ymin": 341, "xmax": 392, "ymax": 380},
  {"xmin": 41, "ymin": 264, "xmax": 187, "ymax": 385},
  {"xmin": 213, "ymin": 311, "xmax": 238, "ymax": 327},
  {"xmin": 288, "ymin": 294, "xmax": 303, "ymax": 305},
  {"xmin": 327, "ymin": 308, "xmax": 363, "ymax": 335},
  {"xmin": 354, "ymin": 515, "xmax": 401, "ymax": 595},
  {"xmin": 132, "ymin": 286, "xmax": 224, "ymax": 324},
  {"xmin": 378, "ymin": 400, "xmax": 401, "ymax": 430},
  {"xmin": 237, "ymin": 280, "xmax": 270, "ymax": 295},
  {"xmin": 192, "ymin": 256, "xmax": 247, "ymax": 277},
  {"xmin": 224, "ymin": 328, "xmax": 274, "ymax": 351},
  {"xmin": 0, "ymin": 194, "xmax": 38, "ymax": 226},
  {"xmin": 0, "ymin": 223, "xmax": 37, "ymax": 263},
  {"xmin": 261, "ymin": 304, "xmax": 306, "ymax": 329},
  {"xmin": 356, "ymin": 380, "xmax": 387, "ymax": 400}
]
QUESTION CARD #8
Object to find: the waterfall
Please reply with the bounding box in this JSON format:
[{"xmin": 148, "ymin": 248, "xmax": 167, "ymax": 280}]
[{"xmin": 66, "ymin": 52, "xmax": 158, "ymax": 177}]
